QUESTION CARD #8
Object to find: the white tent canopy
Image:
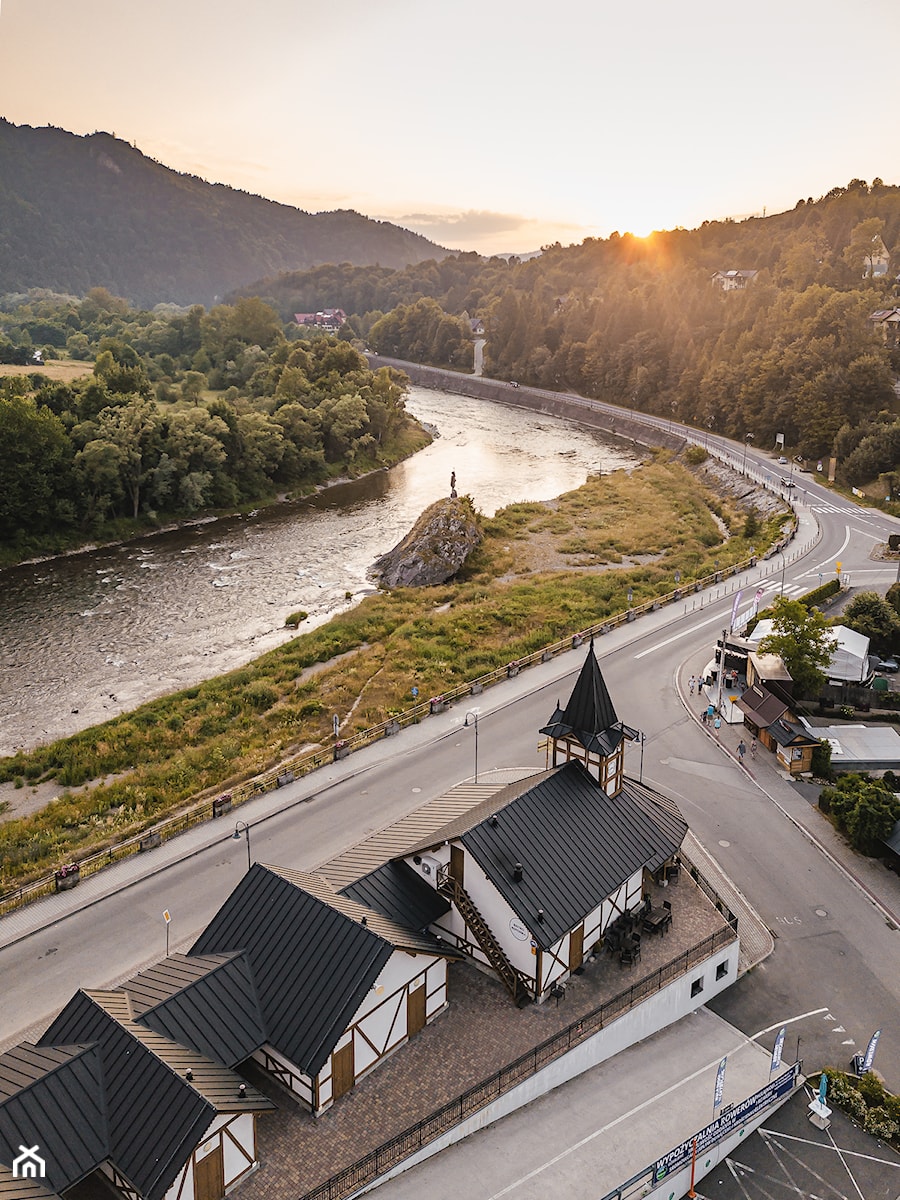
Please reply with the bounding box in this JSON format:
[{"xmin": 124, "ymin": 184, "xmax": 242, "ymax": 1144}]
[{"xmin": 747, "ymin": 621, "xmax": 870, "ymax": 685}]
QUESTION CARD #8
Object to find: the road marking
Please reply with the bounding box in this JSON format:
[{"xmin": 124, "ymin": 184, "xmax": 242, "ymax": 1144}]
[
  {"xmin": 633, "ymin": 608, "xmax": 735, "ymax": 658},
  {"xmin": 485, "ymin": 1009, "xmax": 828, "ymax": 1199},
  {"xmin": 808, "ymin": 526, "xmax": 851, "ymax": 573},
  {"xmin": 757, "ymin": 1127, "xmax": 900, "ymax": 1166}
]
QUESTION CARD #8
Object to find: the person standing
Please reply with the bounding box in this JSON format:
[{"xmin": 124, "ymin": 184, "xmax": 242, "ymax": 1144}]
[
  {"xmin": 750, "ymin": 737, "xmax": 757, "ymax": 759},
  {"xmin": 714, "ymin": 715, "xmax": 722, "ymax": 737}
]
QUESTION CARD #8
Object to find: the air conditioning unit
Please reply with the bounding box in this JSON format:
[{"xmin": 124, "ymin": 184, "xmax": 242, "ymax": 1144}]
[{"xmin": 419, "ymin": 854, "xmax": 441, "ymax": 880}]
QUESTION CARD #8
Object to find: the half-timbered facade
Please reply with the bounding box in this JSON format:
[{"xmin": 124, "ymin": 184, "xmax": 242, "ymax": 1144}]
[
  {"xmin": 398, "ymin": 645, "xmax": 687, "ymax": 1005},
  {"xmin": 193, "ymin": 864, "xmax": 460, "ymax": 1115}
]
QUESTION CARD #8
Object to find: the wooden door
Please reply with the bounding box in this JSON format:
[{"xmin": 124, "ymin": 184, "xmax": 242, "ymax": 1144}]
[
  {"xmin": 194, "ymin": 1144, "xmax": 225, "ymax": 1200},
  {"xmin": 450, "ymin": 844, "xmax": 465, "ymax": 885},
  {"xmin": 407, "ymin": 983, "xmax": 426, "ymax": 1037},
  {"xmin": 331, "ymin": 1042, "xmax": 354, "ymax": 1101},
  {"xmin": 569, "ymin": 924, "xmax": 584, "ymax": 972}
]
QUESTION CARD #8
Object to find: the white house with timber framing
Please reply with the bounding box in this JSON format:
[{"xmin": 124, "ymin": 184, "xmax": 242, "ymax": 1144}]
[
  {"xmin": 192, "ymin": 864, "xmax": 461, "ymax": 1116},
  {"xmin": 398, "ymin": 643, "xmax": 688, "ymax": 1005}
]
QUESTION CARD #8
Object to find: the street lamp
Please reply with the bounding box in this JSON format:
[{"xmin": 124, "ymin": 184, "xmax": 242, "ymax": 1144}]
[
  {"xmin": 741, "ymin": 433, "xmax": 754, "ymax": 474},
  {"xmin": 464, "ymin": 711, "xmax": 480, "ymax": 783},
  {"xmin": 232, "ymin": 820, "xmax": 251, "ymax": 872}
]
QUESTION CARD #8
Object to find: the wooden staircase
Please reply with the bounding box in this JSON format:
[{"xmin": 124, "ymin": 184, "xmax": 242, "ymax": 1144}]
[{"xmin": 438, "ymin": 868, "xmax": 531, "ymax": 1005}]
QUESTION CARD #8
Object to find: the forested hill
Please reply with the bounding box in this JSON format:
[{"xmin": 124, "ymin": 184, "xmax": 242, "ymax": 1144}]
[
  {"xmin": 244, "ymin": 179, "xmax": 900, "ymax": 464},
  {"xmin": 0, "ymin": 121, "xmax": 448, "ymax": 307}
]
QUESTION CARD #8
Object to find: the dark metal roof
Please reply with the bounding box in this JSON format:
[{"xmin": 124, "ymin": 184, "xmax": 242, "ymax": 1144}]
[
  {"xmin": 737, "ymin": 684, "xmax": 788, "ymax": 727},
  {"xmin": 618, "ymin": 777, "xmax": 688, "ymax": 873},
  {"xmin": 124, "ymin": 952, "xmax": 267, "ymax": 1068},
  {"xmin": 191, "ymin": 864, "xmax": 397, "ymax": 1078},
  {"xmin": 458, "ymin": 761, "xmax": 678, "ymax": 948},
  {"xmin": 540, "ymin": 642, "xmax": 635, "ymax": 756},
  {"xmin": 404, "ymin": 771, "xmax": 557, "ymax": 855},
  {"xmin": 38, "ymin": 992, "xmax": 214, "ymax": 1200},
  {"xmin": 767, "ymin": 718, "xmax": 819, "ymax": 748},
  {"xmin": 0, "ymin": 1043, "xmax": 108, "ymax": 1195},
  {"xmin": 340, "ymin": 860, "xmax": 450, "ymax": 930}
]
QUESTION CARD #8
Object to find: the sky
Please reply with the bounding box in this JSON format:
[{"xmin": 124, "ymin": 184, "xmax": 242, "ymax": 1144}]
[{"xmin": 0, "ymin": 0, "xmax": 897, "ymax": 256}]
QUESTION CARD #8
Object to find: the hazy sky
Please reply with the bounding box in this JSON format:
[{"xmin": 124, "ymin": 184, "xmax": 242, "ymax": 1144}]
[{"xmin": 0, "ymin": 0, "xmax": 896, "ymax": 255}]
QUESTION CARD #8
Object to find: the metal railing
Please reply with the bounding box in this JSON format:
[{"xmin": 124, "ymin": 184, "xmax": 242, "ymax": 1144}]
[{"xmin": 298, "ymin": 924, "xmax": 737, "ymax": 1200}]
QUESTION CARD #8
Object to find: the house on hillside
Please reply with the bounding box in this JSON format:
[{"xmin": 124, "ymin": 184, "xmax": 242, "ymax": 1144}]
[
  {"xmin": 869, "ymin": 308, "xmax": 900, "ymax": 349},
  {"xmin": 192, "ymin": 864, "xmax": 459, "ymax": 1115},
  {"xmin": 293, "ymin": 309, "xmax": 347, "ymax": 332},
  {"xmin": 711, "ymin": 269, "xmax": 758, "ymax": 291}
]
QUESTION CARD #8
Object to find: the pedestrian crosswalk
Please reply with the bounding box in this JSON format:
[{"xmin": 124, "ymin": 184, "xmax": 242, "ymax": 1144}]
[
  {"xmin": 755, "ymin": 580, "xmax": 809, "ymax": 600},
  {"xmin": 809, "ymin": 501, "xmax": 858, "ymax": 516}
]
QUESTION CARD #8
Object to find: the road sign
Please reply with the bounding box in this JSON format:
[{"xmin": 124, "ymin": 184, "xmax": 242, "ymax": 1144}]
[
  {"xmin": 163, "ymin": 910, "xmax": 170, "ymax": 924},
  {"xmin": 835, "ymin": 561, "xmax": 841, "ymax": 574},
  {"xmin": 333, "ymin": 714, "xmax": 340, "ymax": 738}
]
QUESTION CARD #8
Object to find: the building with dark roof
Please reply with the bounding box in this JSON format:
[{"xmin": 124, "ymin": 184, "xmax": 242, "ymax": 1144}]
[
  {"xmin": 192, "ymin": 864, "xmax": 461, "ymax": 1114},
  {"xmin": 400, "ymin": 643, "xmax": 687, "ymax": 1004},
  {"xmin": 33, "ymin": 987, "xmax": 271, "ymax": 1200}
]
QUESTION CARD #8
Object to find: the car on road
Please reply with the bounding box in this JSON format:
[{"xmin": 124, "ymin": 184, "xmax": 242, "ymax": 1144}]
[
  {"xmin": 777, "ymin": 456, "xmax": 788, "ymax": 464},
  {"xmin": 875, "ymin": 657, "xmax": 899, "ymax": 673},
  {"xmin": 781, "ymin": 477, "xmax": 796, "ymax": 488}
]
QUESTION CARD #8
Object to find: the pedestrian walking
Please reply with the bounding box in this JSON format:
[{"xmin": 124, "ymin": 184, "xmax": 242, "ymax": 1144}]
[
  {"xmin": 714, "ymin": 716, "xmax": 721, "ymax": 737},
  {"xmin": 750, "ymin": 737, "xmax": 757, "ymax": 759},
  {"xmin": 707, "ymin": 703, "xmax": 715, "ymax": 722},
  {"xmin": 689, "ymin": 674, "xmax": 696, "ymax": 695},
  {"xmin": 737, "ymin": 739, "xmax": 746, "ymax": 763},
  {"xmin": 701, "ymin": 707, "xmax": 709, "ymax": 726}
]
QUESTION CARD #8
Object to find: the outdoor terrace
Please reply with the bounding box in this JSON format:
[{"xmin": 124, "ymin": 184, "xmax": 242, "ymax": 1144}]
[{"xmin": 238, "ymin": 868, "xmax": 737, "ymax": 1200}]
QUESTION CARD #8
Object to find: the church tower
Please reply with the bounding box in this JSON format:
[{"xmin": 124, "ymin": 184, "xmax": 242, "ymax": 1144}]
[{"xmin": 539, "ymin": 640, "xmax": 638, "ymax": 796}]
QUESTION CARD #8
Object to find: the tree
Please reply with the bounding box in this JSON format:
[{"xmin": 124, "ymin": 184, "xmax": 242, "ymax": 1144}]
[
  {"xmin": 841, "ymin": 218, "xmax": 888, "ymax": 279},
  {"xmin": 758, "ymin": 595, "xmax": 836, "ymax": 695},
  {"xmin": 842, "ymin": 592, "xmax": 900, "ymax": 656}
]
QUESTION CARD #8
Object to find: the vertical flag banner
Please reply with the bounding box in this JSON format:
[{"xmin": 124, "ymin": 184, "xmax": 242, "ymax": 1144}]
[
  {"xmin": 714, "ymin": 1056, "xmax": 727, "ymax": 1110},
  {"xmin": 863, "ymin": 1029, "xmax": 882, "ymax": 1074},
  {"xmin": 730, "ymin": 590, "xmax": 743, "ymax": 633},
  {"xmin": 770, "ymin": 1026, "xmax": 786, "ymax": 1073}
]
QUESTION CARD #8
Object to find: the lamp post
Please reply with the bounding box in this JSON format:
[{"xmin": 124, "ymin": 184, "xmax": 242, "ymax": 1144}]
[
  {"xmin": 741, "ymin": 433, "xmax": 754, "ymax": 474},
  {"xmin": 232, "ymin": 820, "xmax": 251, "ymax": 872},
  {"xmin": 464, "ymin": 711, "xmax": 480, "ymax": 783},
  {"xmin": 779, "ymin": 553, "xmax": 787, "ymax": 596}
]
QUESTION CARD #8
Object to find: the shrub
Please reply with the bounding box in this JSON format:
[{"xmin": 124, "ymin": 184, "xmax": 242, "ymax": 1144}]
[
  {"xmin": 244, "ymin": 682, "xmax": 278, "ymax": 711},
  {"xmin": 864, "ymin": 1106, "xmax": 899, "ymax": 1141},
  {"xmin": 285, "ymin": 610, "xmax": 308, "ymax": 628},
  {"xmin": 858, "ymin": 1071, "xmax": 887, "ymax": 1107},
  {"xmin": 684, "ymin": 445, "xmax": 708, "ymax": 465}
]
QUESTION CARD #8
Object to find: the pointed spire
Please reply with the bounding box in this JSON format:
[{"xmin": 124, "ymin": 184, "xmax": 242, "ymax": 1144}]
[{"xmin": 539, "ymin": 643, "xmax": 624, "ymax": 756}]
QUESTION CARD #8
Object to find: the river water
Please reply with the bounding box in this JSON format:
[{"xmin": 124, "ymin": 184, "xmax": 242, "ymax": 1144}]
[{"xmin": 0, "ymin": 387, "xmax": 638, "ymax": 755}]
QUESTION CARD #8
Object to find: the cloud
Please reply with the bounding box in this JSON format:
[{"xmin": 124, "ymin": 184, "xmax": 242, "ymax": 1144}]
[{"xmin": 378, "ymin": 209, "xmax": 595, "ymax": 255}]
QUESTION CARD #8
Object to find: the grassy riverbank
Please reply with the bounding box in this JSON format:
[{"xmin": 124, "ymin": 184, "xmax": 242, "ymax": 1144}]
[{"xmin": 0, "ymin": 450, "xmax": 787, "ymax": 888}]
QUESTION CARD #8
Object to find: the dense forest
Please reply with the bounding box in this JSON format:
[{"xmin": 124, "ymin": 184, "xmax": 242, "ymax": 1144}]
[
  {"xmin": 0, "ymin": 121, "xmax": 447, "ymax": 307},
  {"xmin": 242, "ymin": 180, "xmax": 900, "ymax": 473},
  {"xmin": 0, "ymin": 290, "xmax": 422, "ymax": 559}
]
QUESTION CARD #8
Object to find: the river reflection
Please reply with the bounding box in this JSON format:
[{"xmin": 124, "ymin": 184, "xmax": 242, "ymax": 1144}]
[{"xmin": 0, "ymin": 387, "xmax": 638, "ymax": 753}]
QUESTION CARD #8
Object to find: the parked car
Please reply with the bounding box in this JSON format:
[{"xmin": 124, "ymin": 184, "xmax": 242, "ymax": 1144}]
[
  {"xmin": 777, "ymin": 456, "xmax": 788, "ymax": 464},
  {"xmin": 876, "ymin": 657, "xmax": 899, "ymax": 674}
]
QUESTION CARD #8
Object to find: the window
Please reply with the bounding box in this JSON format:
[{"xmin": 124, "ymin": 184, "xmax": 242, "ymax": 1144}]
[
  {"xmin": 716, "ymin": 961, "xmax": 728, "ymax": 981},
  {"xmin": 690, "ymin": 977, "xmax": 704, "ymax": 998}
]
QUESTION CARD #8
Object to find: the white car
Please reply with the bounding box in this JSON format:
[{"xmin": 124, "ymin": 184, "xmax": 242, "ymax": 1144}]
[{"xmin": 777, "ymin": 456, "xmax": 788, "ymax": 465}]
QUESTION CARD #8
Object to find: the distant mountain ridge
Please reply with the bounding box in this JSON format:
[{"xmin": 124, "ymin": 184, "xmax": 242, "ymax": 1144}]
[{"xmin": 0, "ymin": 120, "xmax": 450, "ymax": 307}]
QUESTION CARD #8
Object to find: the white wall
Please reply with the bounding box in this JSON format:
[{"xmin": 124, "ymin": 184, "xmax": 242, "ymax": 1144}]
[
  {"xmin": 360, "ymin": 938, "xmax": 741, "ymax": 1193},
  {"xmin": 162, "ymin": 1111, "xmax": 258, "ymax": 1200}
]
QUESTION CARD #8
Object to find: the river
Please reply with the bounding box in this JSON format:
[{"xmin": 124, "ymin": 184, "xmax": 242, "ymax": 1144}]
[{"xmin": 0, "ymin": 387, "xmax": 638, "ymax": 755}]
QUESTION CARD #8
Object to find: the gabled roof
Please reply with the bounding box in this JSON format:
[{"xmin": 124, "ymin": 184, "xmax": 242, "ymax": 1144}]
[
  {"xmin": 737, "ymin": 683, "xmax": 789, "ymax": 727},
  {"xmin": 0, "ymin": 1167, "xmax": 61, "ymax": 1200},
  {"xmin": 340, "ymin": 860, "xmax": 450, "ymax": 930},
  {"xmin": 123, "ymin": 952, "xmax": 266, "ymax": 1068},
  {"xmin": 37, "ymin": 991, "xmax": 270, "ymax": 1200},
  {"xmin": 417, "ymin": 760, "xmax": 684, "ymax": 948},
  {"xmin": 0, "ymin": 1042, "xmax": 108, "ymax": 1196},
  {"xmin": 39, "ymin": 992, "xmax": 215, "ymax": 1200},
  {"xmin": 767, "ymin": 718, "xmax": 819, "ymax": 749},
  {"xmin": 618, "ymin": 778, "xmax": 689, "ymax": 873},
  {"xmin": 192, "ymin": 864, "xmax": 451, "ymax": 1078},
  {"xmin": 540, "ymin": 642, "xmax": 636, "ymax": 756}
]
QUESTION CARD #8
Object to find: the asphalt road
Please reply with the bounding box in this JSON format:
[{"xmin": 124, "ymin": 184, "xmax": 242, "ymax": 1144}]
[{"xmin": 2, "ymin": 441, "xmax": 900, "ymax": 1103}]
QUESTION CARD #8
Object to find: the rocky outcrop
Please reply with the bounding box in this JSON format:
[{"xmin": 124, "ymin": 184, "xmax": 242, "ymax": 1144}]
[{"xmin": 372, "ymin": 497, "xmax": 482, "ymax": 588}]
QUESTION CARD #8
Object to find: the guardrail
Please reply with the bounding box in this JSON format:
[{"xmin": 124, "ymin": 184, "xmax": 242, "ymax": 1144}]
[
  {"xmin": 0, "ymin": 412, "xmax": 816, "ymax": 918},
  {"xmin": 299, "ymin": 923, "xmax": 738, "ymax": 1200}
]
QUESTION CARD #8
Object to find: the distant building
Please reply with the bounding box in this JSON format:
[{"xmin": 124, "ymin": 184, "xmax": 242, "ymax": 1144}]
[
  {"xmin": 711, "ymin": 269, "xmax": 758, "ymax": 292},
  {"xmin": 468, "ymin": 318, "xmax": 485, "ymax": 335},
  {"xmin": 293, "ymin": 308, "xmax": 347, "ymax": 332},
  {"xmin": 869, "ymin": 308, "xmax": 900, "ymax": 349}
]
